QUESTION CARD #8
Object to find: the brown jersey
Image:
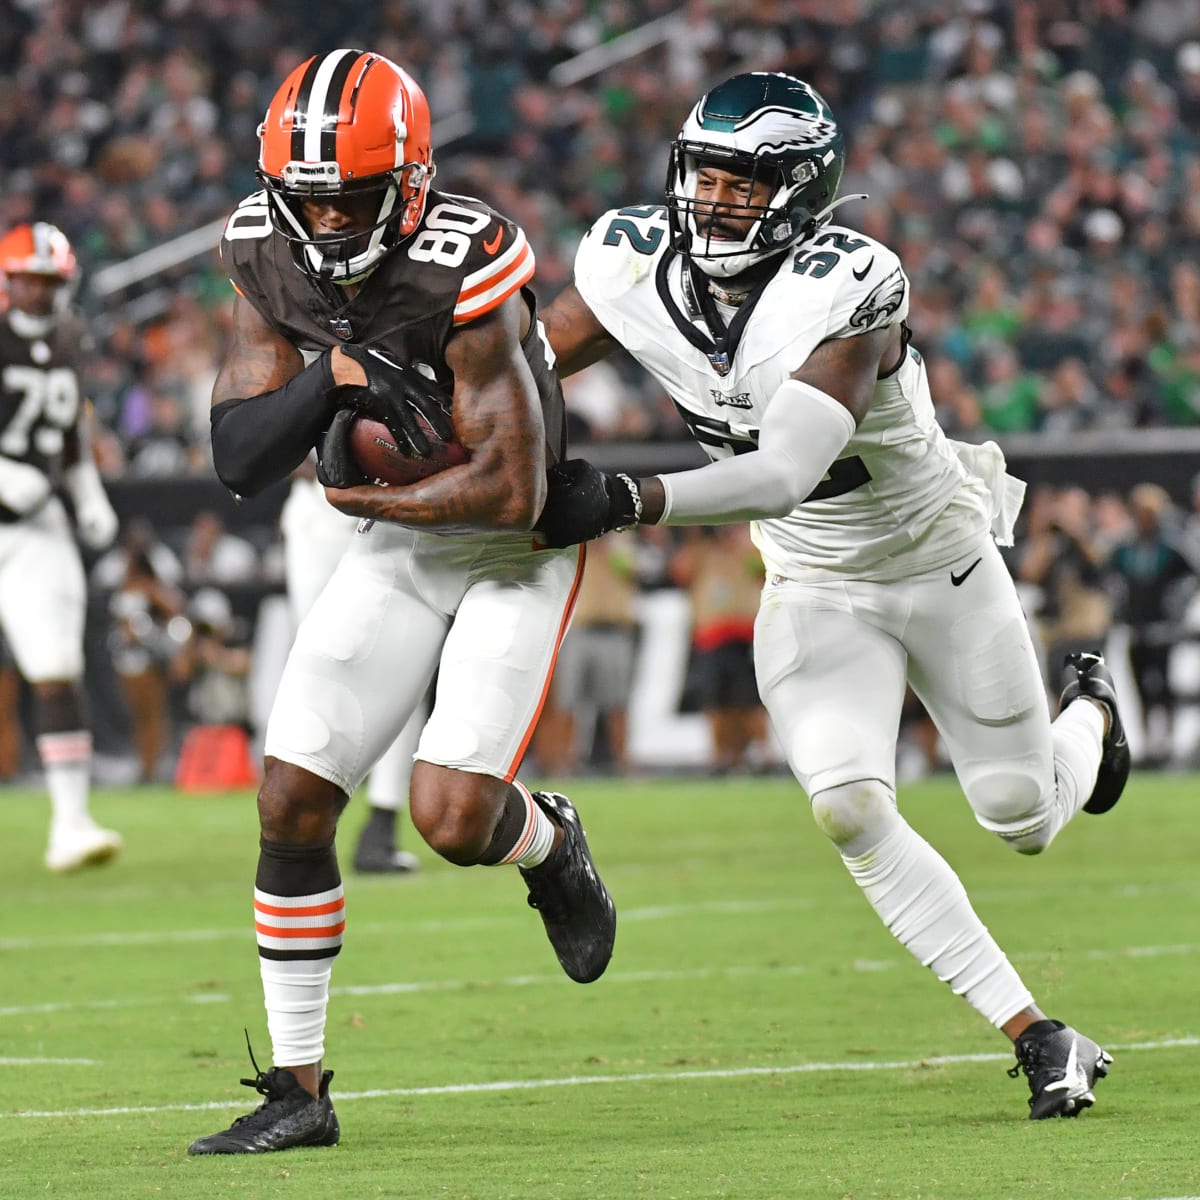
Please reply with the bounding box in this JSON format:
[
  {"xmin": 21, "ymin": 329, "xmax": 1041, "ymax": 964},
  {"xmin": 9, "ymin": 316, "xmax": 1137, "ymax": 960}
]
[
  {"xmin": 0, "ymin": 312, "xmax": 86, "ymax": 480},
  {"xmin": 220, "ymin": 187, "xmax": 566, "ymax": 464}
]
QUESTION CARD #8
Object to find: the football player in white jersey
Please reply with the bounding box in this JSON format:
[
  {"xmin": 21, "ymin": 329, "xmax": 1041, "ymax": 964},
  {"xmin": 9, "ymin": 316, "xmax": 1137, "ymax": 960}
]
[
  {"xmin": 534, "ymin": 72, "xmax": 1129, "ymax": 1120},
  {"xmin": 280, "ymin": 462, "xmax": 423, "ymax": 873},
  {"xmin": 0, "ymin": 222, "xmax": 122, "ymax": 871}
]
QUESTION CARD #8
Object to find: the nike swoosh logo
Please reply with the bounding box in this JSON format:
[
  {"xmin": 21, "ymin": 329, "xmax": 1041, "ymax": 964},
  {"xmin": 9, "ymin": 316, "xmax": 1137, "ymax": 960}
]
[
  {"xmin": 852, "ymin": 256, "xmax": 874, "ymax": 281},
  {"xmin": 950, "ymin": 557, "xmax": 982, "ymax": 587},
  {"xmin": 482, "ymin": 228, "xmax": 503, "ymax": 255}
]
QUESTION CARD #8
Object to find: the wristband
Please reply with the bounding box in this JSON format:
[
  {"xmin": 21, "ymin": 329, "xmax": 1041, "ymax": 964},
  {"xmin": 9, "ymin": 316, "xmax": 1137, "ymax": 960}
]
[{"xmin": 613, "ymin": 472, "xmax": 642, "ymax": 529}]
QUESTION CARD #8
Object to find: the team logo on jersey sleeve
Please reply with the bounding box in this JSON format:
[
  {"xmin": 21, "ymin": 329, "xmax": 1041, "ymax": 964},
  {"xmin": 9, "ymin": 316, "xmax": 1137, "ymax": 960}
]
[{"xmin": 848, "ymin": 267, "xmax": 906, "ymax": 330}]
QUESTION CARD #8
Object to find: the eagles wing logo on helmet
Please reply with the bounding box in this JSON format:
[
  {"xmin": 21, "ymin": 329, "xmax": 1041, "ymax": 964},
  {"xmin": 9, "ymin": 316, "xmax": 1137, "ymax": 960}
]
[
  {"xmin": 780, "ymin": 119, "xmax": 839, "ymax": 149},
  {"xmin": 256, "ymin": 48, "xmax": 434, "ymax": 285},
  {"xmin": 848, "ymin": 267, "xmax": 907, "ymax": 330},
  {"xmin": 665, "ymin": 72, "xmax": 847, "ymax": 280}
]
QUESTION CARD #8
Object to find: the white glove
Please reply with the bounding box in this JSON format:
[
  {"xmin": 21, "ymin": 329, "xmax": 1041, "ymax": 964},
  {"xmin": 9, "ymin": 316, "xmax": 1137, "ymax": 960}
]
[
  {"xmin": 65, "ymin": 460, "xmax": 119, "ymax": 549},
  {"xmin": 0, "ymin": 455, "xmax": 53, "ymax": 516}
]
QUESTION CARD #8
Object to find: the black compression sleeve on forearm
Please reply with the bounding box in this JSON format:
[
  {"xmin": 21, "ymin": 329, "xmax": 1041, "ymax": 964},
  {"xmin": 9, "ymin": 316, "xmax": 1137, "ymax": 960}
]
[{"xmin": 209, "ymin": 351, "xmax": 335, "ymax": 497}]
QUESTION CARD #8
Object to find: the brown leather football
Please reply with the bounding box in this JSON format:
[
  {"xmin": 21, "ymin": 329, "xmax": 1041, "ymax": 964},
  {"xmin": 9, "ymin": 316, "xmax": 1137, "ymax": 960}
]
[{"xmin": 348, "ymin": 415, "xmax": 469, "ymax": 486}]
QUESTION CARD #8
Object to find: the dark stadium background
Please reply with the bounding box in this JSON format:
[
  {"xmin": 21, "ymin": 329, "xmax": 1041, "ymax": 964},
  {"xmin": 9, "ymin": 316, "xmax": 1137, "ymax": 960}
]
[{"xmin": 6, "ymin": 0, "xmax": 1200, "ymax": 773}]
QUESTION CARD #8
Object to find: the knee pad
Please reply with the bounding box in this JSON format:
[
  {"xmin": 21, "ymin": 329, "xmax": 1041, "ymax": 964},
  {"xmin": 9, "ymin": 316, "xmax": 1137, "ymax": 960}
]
[
  {"xmin": 965, "ymin": 768, "xmax": 1052, "ymax": 855},
  {"xmin": 810, "ymin": 779, "xmax": 897, "ymax": 852}
]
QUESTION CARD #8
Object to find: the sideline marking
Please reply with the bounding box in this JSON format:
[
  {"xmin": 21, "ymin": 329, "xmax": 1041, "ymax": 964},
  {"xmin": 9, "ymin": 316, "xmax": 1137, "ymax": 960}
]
[{"xmin": 5, "ymin": 1037, "xmax": 1195, "ymax": 1120}]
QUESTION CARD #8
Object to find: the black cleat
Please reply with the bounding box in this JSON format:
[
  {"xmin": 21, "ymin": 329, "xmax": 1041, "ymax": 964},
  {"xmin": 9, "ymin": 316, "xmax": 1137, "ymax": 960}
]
[
  {"xmin": 1060, "ymin": 651, "xmax": 1130, "ymax": 814},
  {"xmin": 1008, "ymin": 1019, "xmax": 1112, "ymax": 1119},
  {"xmin": 353, "ymin": 837, "xmax": 420, "ymax": 875},
  {"xmin": 519, "ymin": 791, "xmax": 616, "ymax": 983},
  {"xmin": 187, "ymin": 1065, "xmax": 340, "ymax": 1154}
]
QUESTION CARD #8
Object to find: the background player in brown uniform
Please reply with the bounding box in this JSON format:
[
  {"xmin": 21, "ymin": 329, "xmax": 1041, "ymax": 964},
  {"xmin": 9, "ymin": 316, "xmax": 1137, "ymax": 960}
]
[
  {"xmin": 188, "ymin": 50, "xmax": 616, "ymax": 1155},
  {"xmin": 0, "ymin": 222, "xmax": 121, "ymax": 872}
]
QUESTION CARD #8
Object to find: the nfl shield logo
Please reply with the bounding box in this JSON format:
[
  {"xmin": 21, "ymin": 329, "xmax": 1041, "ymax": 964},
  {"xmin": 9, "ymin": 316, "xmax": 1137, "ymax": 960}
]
[
  {"xmin": 329, "ymin": 316, "xmax": 354, "ymax": 339},
  {"xmin": 707, "ymin": 350, "xmax": 731, "ymax": 377}
]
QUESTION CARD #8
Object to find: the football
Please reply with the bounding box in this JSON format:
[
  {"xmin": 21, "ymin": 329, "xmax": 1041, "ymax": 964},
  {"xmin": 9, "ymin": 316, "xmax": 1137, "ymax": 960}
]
[{"xmin": 347, "ymin": 414, "xmax": 469, "ymax": 486}]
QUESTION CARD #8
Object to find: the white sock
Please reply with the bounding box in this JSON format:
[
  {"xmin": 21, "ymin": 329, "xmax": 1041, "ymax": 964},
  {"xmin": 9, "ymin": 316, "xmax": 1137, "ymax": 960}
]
[
  {"xmin": 842, "ymin": 814, "xmax": 1034, "ymax": 1027},
  {"xmin": 1044, "ymin": 699, "xmax": 1105, "ymax": 839},
  {"xmin": 254, "ymin": 880, "xmax": 344, "ymax": 1067},
  {"xmin": 36, "ymin": 731, "xmax": 92, "ymax": 830},
  {"xmin": 498, "ymin": 781, "xmax": 557, "ymax": 868},
  {"xmin": 259, "ymin": 957, "xmax": 333, "ymax": 1066}
]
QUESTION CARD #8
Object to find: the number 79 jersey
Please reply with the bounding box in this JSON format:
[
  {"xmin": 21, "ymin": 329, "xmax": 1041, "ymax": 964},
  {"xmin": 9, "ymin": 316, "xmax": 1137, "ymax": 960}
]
[
  {"xmin": 572, "ymin": 206, "xmax": 996, "ymax": 582},
  {"xmin": 0, "ymin": 315, "xmax": 84, "ymax": 479}
]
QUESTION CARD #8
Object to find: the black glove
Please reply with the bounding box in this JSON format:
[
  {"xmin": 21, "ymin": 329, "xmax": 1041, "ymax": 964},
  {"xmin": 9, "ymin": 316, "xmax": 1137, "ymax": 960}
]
[
  {"xmin": 335, "ymin": 344, "xmax": 454, "ymax": 458},
  {"xmin": 534, "ymin": 458, "xmax": 642, "ymax": 548},
  {"xmin": 316, "ymin": 407, "xmax": 370, "ymax": 489}
]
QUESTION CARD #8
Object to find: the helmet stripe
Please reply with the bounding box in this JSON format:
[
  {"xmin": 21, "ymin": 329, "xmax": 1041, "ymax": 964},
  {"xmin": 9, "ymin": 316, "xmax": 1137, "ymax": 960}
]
[
  {"xmin": 316, "ymin": 49, "xmax": 357, "ymax": 164},
  {"xmin": 289, "ymin": 55, "xmax": 323, "ymax": 162},
  {"xmin": 292, "ymin": 48, "xmax": 357, "ymax": 164}
]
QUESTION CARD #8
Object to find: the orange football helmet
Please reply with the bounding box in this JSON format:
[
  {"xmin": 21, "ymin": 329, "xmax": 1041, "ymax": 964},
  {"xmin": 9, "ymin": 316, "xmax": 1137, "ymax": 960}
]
[
  {"xmin": 257, "ymin": 49, "xmax": 434, "ymax": 284},
  {"xmin": 0, "ymin": 222, "xmax": 77, "ymax": 328}
]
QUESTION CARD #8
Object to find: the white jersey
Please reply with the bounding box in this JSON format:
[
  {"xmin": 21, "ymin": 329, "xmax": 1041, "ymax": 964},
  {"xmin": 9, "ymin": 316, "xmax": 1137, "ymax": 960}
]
[{"xmin": 573, "ymin": 206, "xmax": 1015, "ymax": 582}]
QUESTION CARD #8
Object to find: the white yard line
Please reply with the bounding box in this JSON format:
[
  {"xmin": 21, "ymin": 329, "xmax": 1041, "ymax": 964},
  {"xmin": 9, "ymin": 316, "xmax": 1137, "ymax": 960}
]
[
  {"xmin": 0, "ymin": 898, "xmax": 814, "ymax": 952},
  {"xmin": 0, "ymin": 1057, "xmax": 97, "ymax": 1066},
  {"xmin": 2, "ymin": 945, "xmax": 1197, "ymax": 1019},
  {"xmin": 4, "ymin": 1037, "xmax": 1195, "ymax": 1120},
  {"xmin": 7, "ymin": 877, "xmax": 1199, "ymax": 953}
]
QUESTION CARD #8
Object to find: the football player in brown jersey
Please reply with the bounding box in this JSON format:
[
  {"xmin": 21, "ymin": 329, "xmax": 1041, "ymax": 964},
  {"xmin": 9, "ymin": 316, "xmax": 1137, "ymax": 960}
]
[
  {"xmin": 189, "ymin": 50, "xmax": 616, "ymax": 1155},
  {"xmin": 0, "ymin": 222, "xmax": 122, "ymax": 873}
]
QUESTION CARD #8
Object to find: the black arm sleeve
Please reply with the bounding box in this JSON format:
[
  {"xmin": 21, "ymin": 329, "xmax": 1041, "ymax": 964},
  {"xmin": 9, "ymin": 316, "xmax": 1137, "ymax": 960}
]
[{"xmin": 209, "ymin": 351, "xmax": 335, "ymax": 497}]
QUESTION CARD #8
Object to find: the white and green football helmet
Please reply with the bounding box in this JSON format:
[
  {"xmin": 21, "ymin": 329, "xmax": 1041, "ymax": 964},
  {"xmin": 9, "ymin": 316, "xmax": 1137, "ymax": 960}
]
[{"xmin": 666, "ymin": 72, "xmax": 848, "ymax": 279}]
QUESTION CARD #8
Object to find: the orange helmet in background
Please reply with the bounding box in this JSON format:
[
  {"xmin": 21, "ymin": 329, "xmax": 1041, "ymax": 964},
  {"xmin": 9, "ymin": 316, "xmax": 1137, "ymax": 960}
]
[
  {"xmin": 0, "ymin": 222, "xmax": 77, "ymax": 280},
  {"xmin": 256, "ymin": 48, "xmax": 434, "ymax": 284},
  {"xmin": 0, "ymin": 222, "xmax": 78, "ymax": 326}
]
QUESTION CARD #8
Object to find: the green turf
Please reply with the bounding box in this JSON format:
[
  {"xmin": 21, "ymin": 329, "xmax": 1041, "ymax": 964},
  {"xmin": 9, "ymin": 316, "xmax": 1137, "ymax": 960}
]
[{"xmin": 1, "ymin": 772, "xmax": 1197, "ymax": 1199}]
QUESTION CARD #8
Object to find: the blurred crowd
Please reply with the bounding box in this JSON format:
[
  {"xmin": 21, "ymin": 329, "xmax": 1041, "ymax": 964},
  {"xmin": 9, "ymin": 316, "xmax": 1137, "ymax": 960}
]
[
  {"xmin": 5, "ymin": 0, "xmax": 1200, "ymax": 466},
  {"xmin": 9, "ymin": 1, "xmax": 1200, "ymax": 778},
  {"xmin": 4, "ymin": 474, "xmax": 1198, "ymax": 785}
]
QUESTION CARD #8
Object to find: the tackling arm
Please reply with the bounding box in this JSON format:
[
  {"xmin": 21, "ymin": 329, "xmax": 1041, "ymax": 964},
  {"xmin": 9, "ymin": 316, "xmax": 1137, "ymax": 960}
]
[
  {"xmin": 539, "ymin": 284, "xmax": 621, "ymax": 379},
  {"xmin": 533, "ymin": 325, "xmax": 896, "ymax": 547},
  {"xmin": 641, "ymin": 326, "xmax": 892, "ymax": 525}
]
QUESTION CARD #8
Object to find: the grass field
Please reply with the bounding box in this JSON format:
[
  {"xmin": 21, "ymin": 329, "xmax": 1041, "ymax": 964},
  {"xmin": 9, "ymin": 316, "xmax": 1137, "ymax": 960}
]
[{"xmin": 1, "ymin": 771, "xmax": 1197, "ymax": 1200}]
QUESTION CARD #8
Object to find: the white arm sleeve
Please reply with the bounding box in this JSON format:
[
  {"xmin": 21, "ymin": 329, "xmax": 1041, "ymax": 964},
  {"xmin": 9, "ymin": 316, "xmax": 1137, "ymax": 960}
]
[
  {"xmin": 0, "ymin": 455, "xmax": 53, "ymax": 515},
  {"xmin": 658, "ymin": 380, "xmax": 856, "ymax": 526},
  {"xmin": 65, "ymin": 459, "xmax": 119, "ymax": 549}
]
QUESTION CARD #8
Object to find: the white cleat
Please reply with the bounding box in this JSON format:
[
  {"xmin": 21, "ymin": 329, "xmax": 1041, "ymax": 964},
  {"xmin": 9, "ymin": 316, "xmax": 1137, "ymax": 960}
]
[{"xmin": 45, "ymin": 821, "xmax": 123, "ymax": 873}]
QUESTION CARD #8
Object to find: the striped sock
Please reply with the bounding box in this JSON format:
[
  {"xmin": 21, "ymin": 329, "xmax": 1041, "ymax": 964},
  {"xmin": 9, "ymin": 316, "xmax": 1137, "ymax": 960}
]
[
  {"xmin": 36, "ymin": 730, "xmax": 92, "ymax": 830},
  {"xmin": 496, "ymin": 782, "xmax": 557, "ymax": 868},
  {"xmin": 254, "ymin": 839, "xmax": 344, "ymax": 1066}
]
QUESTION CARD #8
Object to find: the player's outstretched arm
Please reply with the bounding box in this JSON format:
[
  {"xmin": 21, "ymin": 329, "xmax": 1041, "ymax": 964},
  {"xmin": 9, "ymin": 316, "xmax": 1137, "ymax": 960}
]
[
  {"xmin": 540, "ymin": 284, "xmax": 620, "ymax": 379},
  {"xmin": 641, "ymin": 326, "xmax": 892, "ymax": 527},
  {"xmin": 533, "ymin": 326, "xmax": 896, "ymax": 548}
]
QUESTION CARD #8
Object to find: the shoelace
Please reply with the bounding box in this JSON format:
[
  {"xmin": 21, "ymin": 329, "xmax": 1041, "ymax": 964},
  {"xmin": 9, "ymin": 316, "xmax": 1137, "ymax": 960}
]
[
  {"xmin": 1006, "ymin": 1036, "xmax": 1046, "ymax": 1082},
  {"xmin": 230, "ymin": 1031, "xmax": 291, "ymax": 1124}
]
